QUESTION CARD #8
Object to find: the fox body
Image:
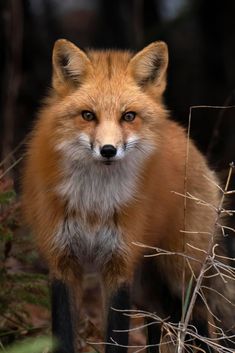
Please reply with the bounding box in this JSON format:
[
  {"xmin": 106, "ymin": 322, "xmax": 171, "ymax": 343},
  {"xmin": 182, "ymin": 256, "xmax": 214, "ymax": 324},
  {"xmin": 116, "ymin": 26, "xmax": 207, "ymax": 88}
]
[{"xmin": 22, "ymin": 40, "xmax": 233, "ymax": 352}]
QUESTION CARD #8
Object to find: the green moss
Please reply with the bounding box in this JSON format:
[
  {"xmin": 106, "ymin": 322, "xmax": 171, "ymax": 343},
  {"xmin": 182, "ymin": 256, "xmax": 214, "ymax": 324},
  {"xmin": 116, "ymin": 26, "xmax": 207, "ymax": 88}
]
[
  {"xmin": 5, "ymin": 336, "xmax": 55, "ymax": 353},
  {"xmin": 0, "ymin": 272, "xmax": 50, "ymax": 314},
  {"xmin": 11, "ymin": 273, "xmax": 47, "ymax": 282}
]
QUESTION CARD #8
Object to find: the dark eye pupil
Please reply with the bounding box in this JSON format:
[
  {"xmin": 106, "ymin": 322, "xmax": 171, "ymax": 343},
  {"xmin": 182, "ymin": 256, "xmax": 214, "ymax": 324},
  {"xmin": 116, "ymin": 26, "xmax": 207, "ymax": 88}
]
[
  {"xmin": 123, "ymin": 112, "xmax": 136, "ymax": 122},
  {"xmin": 82, "ymin": 110, "xmax": 95, "ymax": 121}
]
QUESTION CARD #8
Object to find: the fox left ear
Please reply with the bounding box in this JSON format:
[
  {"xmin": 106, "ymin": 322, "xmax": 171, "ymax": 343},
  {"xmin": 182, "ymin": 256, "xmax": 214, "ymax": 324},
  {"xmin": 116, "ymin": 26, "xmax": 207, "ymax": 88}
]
[
  {"xmin": 128, "ymin": 41, "xmax": 168, "ymax": 93},
  {"xmin": 52, "ymin": 39, "xmax": 92, "ymax": 95}
]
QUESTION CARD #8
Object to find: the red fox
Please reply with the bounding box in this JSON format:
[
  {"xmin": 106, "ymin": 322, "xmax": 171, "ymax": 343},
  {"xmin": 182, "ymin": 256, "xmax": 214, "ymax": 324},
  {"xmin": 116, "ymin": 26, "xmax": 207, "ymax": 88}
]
[{"xmin": 22, "ymin": 39, "xmax": 234, "ymax": 352}]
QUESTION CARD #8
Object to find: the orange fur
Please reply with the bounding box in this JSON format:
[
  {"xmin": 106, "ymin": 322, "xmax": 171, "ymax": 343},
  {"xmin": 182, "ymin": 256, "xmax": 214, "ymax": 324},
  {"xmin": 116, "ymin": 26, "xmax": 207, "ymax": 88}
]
[{"xmin": 22, "ymin": 40, "xmax": 231, "ymax": 351}]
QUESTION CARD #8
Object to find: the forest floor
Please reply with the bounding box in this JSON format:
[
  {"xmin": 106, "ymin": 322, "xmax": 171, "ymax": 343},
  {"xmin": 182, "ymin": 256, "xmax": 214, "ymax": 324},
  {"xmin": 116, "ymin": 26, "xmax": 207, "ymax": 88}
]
[{"xmin": 0, "ymin": 173, "xmax": 146, "ymax": 353}]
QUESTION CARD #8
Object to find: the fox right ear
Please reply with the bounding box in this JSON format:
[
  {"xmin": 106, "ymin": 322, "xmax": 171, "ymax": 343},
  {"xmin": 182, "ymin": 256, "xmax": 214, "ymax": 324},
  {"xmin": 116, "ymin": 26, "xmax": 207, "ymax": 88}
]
[{"xmin": 52, "ymin": 39, "xmax": 92, "ymax": 94}]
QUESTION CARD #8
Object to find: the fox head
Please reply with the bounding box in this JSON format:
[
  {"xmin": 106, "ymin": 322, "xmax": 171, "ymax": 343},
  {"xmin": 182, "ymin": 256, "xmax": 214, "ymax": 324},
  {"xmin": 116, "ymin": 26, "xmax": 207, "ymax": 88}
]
[{"xmin": 49, "ymin": 39, "xmax": 168, "ymax": 167}]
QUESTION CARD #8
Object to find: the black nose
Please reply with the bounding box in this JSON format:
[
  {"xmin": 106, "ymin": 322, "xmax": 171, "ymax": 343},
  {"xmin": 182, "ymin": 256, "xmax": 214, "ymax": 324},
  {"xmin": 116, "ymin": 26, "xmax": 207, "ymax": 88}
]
[{"xmin": 100, "ymin": 144, "xmax": 117, "ymax": 158}]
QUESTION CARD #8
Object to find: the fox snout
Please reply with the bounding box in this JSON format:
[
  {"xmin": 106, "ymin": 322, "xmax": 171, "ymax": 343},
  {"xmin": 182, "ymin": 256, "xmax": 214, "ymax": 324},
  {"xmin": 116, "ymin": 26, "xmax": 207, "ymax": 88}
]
[
  {"xmin": 100, "ymin": 145, "xmax": 117, "ymax": 158},
  {"xmin": 93, "ymin": 141, "xmax": 125, "ymax": 162}
]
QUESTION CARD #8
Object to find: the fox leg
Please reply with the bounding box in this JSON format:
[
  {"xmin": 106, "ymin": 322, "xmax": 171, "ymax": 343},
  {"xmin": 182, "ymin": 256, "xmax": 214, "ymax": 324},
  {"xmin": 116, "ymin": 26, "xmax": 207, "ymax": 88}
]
[
  {"xmin": 146, "ymin": 318, "xmax": 161, "ymax": 353},
  {"xmin": 105, "ymin": 284, "xmax": 131, "ymax": 353},
  {"xmin": 51, "ymin": 279, "xmax": 75, "ymax": 353}
]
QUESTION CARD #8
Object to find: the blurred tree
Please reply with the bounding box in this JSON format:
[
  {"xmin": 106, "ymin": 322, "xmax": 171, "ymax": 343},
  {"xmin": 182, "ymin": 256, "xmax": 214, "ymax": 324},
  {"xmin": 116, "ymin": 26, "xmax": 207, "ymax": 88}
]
[
  {"xmin": 1, "ymin": 0, "xmax": 23, "ymax": 163},
  {"xmin": 0, "ymin": 0, "xmax": 235, "ymax": 180}
]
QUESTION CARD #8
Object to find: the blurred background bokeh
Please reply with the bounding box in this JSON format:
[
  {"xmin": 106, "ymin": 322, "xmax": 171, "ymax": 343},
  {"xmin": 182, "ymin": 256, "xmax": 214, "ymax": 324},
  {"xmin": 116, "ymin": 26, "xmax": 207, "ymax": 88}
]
[
  {"xmin": 1, "ymin": 0, "xmax": 235, "ymax": 171},
  {"xmin": 0, "ymin": 1, "xmax": 235, "ymax": 350}
]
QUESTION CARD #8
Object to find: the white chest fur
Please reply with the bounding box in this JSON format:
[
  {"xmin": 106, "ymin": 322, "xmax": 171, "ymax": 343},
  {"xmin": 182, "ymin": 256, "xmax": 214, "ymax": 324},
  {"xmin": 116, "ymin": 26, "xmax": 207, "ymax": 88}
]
[
  {"xmin": 54, "ymin": 217, "xmax": 126, "ymax": 269},
  {"xmin": 56, "ymin": 158, "xmax": 141, "ymax": 217},
  {"xmin": 53, "ymin": 143, "xmax": 146, "ymax": 267}
]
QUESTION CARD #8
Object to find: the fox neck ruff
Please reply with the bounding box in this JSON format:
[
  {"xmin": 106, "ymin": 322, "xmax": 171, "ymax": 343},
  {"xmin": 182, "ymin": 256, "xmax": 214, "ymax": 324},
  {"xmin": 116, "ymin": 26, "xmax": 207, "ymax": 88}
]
[{"xmin": 56, "ymin": 155, "xmax": 146, "ymax": 219}]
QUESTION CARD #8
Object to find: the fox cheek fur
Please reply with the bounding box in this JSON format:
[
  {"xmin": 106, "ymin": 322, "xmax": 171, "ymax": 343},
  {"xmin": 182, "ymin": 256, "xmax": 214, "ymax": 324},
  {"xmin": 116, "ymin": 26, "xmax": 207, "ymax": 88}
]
[
  {"xmin": 22, "ymin": 38, "xmax": 234, "ymax": 353},
  {"xmin": 54, "ymin": 109, "xmax": 157, "ymax": 165}
]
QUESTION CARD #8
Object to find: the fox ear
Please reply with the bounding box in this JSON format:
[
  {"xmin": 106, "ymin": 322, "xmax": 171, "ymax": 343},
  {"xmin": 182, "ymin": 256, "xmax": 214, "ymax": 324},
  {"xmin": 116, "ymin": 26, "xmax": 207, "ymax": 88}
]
[
  {"xmin": 52, "ymin": 39, "xmax": 91, "ymax": 94},
  {"xmin": 129, "ymin": 41, "xmax": 168, "ymax": 93}
]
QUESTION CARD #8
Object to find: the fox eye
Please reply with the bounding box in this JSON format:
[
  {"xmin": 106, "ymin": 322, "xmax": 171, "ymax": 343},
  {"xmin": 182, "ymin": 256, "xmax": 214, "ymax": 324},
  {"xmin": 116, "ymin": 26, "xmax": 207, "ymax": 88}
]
[
  {"xmin": 81, "ymin": 110, "xmax": 96, "ymax": 121},
  {"xmin": 122, "ymin": 111, "xmax": 136, "ymax": 122}
]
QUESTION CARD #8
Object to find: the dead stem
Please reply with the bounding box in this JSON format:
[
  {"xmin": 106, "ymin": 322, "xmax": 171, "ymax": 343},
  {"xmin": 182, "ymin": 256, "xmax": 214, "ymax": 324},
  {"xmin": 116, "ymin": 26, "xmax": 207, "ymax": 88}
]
[{"xmin": 177, "ymin": 162, "xmax": 234, "ymax": 353}]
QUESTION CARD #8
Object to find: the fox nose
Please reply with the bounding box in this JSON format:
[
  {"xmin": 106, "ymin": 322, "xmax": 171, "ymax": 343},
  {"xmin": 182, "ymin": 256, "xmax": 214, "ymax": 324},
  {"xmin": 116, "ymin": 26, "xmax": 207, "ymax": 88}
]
[{"xmin": 100, "ymin": 144, "xmax": 117, "ymax": 158}]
